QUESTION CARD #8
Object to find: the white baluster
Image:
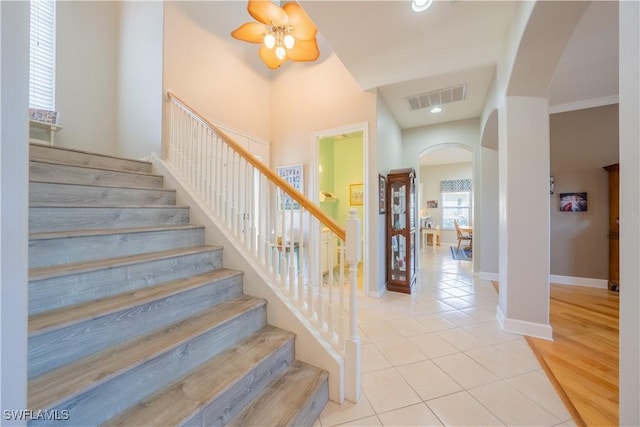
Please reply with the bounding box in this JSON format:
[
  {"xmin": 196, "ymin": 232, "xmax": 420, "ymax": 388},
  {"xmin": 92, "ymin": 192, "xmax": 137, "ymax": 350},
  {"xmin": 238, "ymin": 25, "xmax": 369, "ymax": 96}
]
[{"xmin": 345, "ymin": 208, "xmax": 361, "ymax": 402}]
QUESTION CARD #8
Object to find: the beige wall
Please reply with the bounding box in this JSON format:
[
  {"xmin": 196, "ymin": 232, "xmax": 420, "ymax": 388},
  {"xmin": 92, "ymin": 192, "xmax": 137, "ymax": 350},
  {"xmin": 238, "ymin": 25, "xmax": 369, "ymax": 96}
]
[
  {"xmin": 476, "ymin": 147, "xmax": 500, "ymax": 276},
  {"xmin": 375, "ymin": 95, "xmax": 404, "ymax": 295},
  {"xmin": 56, "ymin": 1, "xmax": 121, "ymax": 155},
  {"xmin": 162, "ymin": 1, "xmax": 272, "ymax": 148},
  {"xmin": 270, "ymin": 50, "xmax": 376, "ymax": 173},
  {"xmin": 402, "ymin": 118, "xmax": 480, "ymax": 168},
  {"xmin": 117, "ymin": 1, "xmax": 164, "ymax": 160},
  {"xmin": 550, "ymin": 104, "xmax": 618, "ymax": 280}
]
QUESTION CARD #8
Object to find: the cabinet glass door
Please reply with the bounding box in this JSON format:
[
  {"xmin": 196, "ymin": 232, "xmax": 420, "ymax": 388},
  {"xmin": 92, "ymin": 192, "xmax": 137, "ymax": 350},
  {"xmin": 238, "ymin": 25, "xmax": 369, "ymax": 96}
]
[
  {"xmin": 390, "ymin": 180, "xmax": 407, "ymax": 282},
  {"xmin": 391, "ymin": 183, "xmax": 406, "ymax": 231}
]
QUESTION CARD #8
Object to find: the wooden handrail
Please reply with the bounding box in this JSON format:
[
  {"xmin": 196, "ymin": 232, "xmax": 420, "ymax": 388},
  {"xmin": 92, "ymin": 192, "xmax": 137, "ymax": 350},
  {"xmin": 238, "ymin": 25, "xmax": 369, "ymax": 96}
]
[{"xmin": 166, "ymin": 91, "xmax": 346, "ymax": 241}]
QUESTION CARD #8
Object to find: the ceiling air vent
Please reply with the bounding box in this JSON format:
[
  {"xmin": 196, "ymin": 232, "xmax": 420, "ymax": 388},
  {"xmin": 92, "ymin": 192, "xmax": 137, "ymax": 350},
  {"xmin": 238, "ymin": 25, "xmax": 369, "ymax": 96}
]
[{"xmin": 406, "ymin": 83, "xmax": 467, "ymax": 111}]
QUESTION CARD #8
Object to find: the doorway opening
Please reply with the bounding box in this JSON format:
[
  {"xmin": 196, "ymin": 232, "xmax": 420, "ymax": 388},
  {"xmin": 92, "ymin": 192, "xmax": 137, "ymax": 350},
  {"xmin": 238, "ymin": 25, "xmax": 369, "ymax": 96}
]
[
  {"xmin": 313, "ymin": 123, "xmax": 368, "ymax": 294},
  {"xmin": 417, "ymin": 143, "xmax": 474, "ymax": 264}
]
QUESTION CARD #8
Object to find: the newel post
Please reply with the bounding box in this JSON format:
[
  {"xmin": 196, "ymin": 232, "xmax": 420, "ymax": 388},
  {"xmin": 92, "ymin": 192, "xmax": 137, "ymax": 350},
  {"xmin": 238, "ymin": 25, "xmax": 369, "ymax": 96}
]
[{"xmin": 345, "ymin": 208, "xmax": 361, "ymax": 402}]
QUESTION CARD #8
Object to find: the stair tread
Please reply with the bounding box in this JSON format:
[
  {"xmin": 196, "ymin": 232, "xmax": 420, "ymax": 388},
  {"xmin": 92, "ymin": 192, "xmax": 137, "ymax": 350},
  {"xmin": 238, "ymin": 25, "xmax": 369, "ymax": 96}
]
[
  {"xmin": 28, "ymin": 295, "xmax": 266, "ymax": 410},
  {"xmin": 29, "ymin": 204, "xmax": 190, "ymax": 209},
  {"xmin": 30, "ymin": 179, "xmax": 175, "ymax": 192},
  {"xmin": 103, "ymin": 325, "xmax": 295, "ymax": 427},
  {"xmin": 30, "ymin": 224, "xmax": 205, "ymax": 240},
  {"xmin": 30, "ymin": 159, "xmax": 163, "ymax": 177},
  {"xmin": 230, "ymin": 360, "xmax": 329, "ymax": 427},
  {"xmin": 29, "ymin": 245, "xmax": 222, "ymax": 281},
  {"xmin": 29, "ymin": 143, "xmax": 152, "ymax": 167},
  {"xmin": 29, "ymin": 269, "xmax": 242, "ymax": 335}
]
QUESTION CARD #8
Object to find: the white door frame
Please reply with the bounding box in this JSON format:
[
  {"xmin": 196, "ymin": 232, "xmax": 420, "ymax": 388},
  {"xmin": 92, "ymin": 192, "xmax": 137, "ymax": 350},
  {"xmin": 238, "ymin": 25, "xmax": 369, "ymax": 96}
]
[{"xmin": 311, "ymin": 122, "xmax": 370, "ymax": 295}]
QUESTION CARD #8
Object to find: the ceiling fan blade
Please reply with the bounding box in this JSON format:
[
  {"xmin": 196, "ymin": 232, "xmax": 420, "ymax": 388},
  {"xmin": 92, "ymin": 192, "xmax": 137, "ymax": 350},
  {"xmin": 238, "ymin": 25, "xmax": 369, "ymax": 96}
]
[
  {"xmin": 259, "ymin": 45, "xmax": 286, "ymax": 69},
  {"xmin": 286, "ymin": 38, "xmax": 320, "ymax": 62},
  {"xmin": 282, "ymin": 2, "xmax": 317, "ymax": 41},
  {"xmin": 248, "ymin": 0, "xmax": 288, "ymax": 26},
  {"xmin": 231, "ymin": 22, "xmax": 267, "ymax": 43}
]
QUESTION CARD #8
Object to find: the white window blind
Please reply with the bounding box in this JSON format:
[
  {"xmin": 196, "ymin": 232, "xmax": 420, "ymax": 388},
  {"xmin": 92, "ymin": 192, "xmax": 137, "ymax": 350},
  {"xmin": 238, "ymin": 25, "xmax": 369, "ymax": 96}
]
[
  {"xmin": 29, "ymin": 0, "xmax": 56, "ymax": 111},
  {"xmin": 440, "ymin": 179, "xmax": 472, "ymax": 230}
]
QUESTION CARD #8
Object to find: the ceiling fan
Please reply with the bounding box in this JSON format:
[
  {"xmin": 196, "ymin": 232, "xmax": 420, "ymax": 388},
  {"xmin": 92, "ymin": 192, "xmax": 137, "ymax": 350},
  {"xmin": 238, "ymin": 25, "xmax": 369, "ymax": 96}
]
[{"xmin": 231, "ymin": 0, "xmax": 320, "ymax": 69}]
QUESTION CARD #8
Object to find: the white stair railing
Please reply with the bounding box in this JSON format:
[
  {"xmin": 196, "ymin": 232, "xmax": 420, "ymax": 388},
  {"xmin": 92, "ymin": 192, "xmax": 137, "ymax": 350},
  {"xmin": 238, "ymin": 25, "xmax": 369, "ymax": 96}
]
[{"xmin": 166, "ymin": 91, "xmax": 360, "ymax": 401}]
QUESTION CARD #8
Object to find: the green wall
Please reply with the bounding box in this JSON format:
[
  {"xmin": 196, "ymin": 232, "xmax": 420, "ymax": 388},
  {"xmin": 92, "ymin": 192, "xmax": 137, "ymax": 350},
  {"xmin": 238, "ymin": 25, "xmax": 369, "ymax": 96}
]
[{"xmin": 318, "ymin": 135, "xmax": 364, "ymax": 229}]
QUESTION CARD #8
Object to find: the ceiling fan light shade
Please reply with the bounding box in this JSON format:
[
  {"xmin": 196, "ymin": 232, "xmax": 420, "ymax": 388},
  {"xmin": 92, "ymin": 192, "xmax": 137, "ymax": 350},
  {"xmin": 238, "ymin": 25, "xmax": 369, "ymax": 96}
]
[
  {"xmin": 284, "ymin": 34, "xmax": 295, "ymax": 49},
  {"xmin": 264, "ymin": 33, "xmax": 276, "ymax": 49},
  {"xmin": 412, "ymin": 0, "xmax": 433, "ymax": 12},
  {"xmin": 275, "ymin": 46, "xmax": 287, "ymax": 60}
]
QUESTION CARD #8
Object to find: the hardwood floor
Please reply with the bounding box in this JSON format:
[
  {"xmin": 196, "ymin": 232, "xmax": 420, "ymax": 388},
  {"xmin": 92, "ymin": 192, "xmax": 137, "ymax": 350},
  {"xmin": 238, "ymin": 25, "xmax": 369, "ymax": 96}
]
[{"xmin": 527, "ymin": 284, "xmax": 619, "ymax": 427}]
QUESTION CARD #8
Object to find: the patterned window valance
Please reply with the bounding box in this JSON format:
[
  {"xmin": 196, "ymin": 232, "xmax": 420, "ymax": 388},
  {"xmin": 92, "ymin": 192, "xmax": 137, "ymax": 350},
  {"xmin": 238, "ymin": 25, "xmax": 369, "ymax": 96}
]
[{"xmin": 440, "ymin": 179, "xmax": 472, "ymax": 192}]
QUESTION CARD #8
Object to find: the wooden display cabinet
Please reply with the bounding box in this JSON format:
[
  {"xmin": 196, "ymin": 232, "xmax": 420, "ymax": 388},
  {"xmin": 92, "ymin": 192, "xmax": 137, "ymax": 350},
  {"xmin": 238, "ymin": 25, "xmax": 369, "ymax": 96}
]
[{"xmin": 386, "ymin": 168, "xmax": 416, "ymax": 293}]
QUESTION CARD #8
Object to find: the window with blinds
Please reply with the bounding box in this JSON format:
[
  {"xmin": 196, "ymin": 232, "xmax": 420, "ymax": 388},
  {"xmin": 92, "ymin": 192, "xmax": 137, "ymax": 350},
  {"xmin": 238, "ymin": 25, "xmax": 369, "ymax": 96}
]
[
  {"xmin": 29, "ymin": 0, "xmax": 56, "ymax": 111},
  {"xmin": 440, "ymin": 179, "xmax": 472, "ymax": 230}
]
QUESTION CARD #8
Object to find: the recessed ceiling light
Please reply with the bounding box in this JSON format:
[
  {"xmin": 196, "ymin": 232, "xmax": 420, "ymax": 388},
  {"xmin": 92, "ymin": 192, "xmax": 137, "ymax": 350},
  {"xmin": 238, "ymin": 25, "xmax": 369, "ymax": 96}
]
[
  {"xmin": 430, "ymin": 106, "xmax": 442, "ymax": 113},
  {"xmin": 412, "ymin": 0, "xmax": 433, "ymax": 12}
]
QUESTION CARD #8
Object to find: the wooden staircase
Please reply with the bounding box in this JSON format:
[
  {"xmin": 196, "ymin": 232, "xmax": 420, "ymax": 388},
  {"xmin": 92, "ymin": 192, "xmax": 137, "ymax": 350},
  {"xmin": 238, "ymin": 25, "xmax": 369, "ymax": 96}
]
[{"xmin": 27, "ymin": 143, "xmax": 329, "ymax": 426}]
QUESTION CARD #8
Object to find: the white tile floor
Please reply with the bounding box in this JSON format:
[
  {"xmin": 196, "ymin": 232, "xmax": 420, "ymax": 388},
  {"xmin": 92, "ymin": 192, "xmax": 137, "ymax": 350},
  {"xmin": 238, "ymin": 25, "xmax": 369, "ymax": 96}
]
[{"xmin": 316, "ymin": 245, "xmax": 575, "ymax": 427}]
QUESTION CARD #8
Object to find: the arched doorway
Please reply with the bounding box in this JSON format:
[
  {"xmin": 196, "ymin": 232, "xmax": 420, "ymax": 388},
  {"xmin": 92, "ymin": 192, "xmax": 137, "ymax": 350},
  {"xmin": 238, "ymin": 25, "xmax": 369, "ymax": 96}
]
[{"xmin": 417, "ymin": 143, "xmax": 474, "ymax": 263}]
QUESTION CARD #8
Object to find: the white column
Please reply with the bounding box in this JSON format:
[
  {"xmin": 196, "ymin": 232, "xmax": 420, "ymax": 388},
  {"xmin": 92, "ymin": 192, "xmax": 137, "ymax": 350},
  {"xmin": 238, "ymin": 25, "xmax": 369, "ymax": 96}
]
[
  {"xmin": 497, "ymin": 96, "xmax": 552, "ymax": 340},
  {"xmin": 619, "ymin": 0, "xmax": 640, "ymax": 424},
  {"xmin": 1, "ymin": 0, "xmax": 30, "ymax": 423}
]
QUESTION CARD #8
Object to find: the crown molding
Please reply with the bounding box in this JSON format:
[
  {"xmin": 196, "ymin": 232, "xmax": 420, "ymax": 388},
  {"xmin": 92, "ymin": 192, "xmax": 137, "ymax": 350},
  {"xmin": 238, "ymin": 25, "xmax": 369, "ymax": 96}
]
[{"xmin": 549, "ymin": 95, "xmax": 619, "ymax": 114}]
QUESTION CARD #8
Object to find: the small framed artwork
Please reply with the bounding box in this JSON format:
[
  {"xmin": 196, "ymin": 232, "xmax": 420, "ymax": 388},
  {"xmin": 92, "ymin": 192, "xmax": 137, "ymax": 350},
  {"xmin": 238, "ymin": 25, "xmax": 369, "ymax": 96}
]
[
  {"xmin": 350, "ymin": 183, "xmax": 364, "ymax": 206},
  {"xmin": 426, "ymin": 200, "xmax": 438, "ymax": 209},
  {"xmin": 560, "ymin": 192, "xmax": 587, "ymax": 212},
  {"xmin": 378, "ymin": 175, "xmax": 386, "ymax": 214},
  {"xmin": 276, "ymin": 164, "xmax": 303, "ymax": 210}
]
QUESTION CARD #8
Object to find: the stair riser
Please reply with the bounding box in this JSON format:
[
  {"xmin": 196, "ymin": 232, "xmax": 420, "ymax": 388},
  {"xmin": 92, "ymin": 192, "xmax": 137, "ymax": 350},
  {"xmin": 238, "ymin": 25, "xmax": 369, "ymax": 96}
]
[
  {"xmin": 227, "ymin": 362, "xmax": 329, "ymax": 427},
  {"xmin": 30, "ymin": 144, "xmax": 152, "ymax": 173},
  {"xmin": 29, "ymin": 227, "xmax": 206, "ymax": 268},
  {"xmin": 30, "ymin": 305, "xmax": 268, "ymax": 427},
  {"xmin": 185, "ymin": 339, "xmax": 295, "ymax": 427},
  {"xmin": 29, "ymin": 249, "xmax": 223, "ymax": 315},
  {"xmin": 289, "ymin": 375, "xmax": 330, "ymax": 427},
  {"xmin": 29, "ymin": 273, "xmax": 244, "ymax": 378},
  {"xmin": 30, "ymin": 182, "xmax": 176, "ymax": 206},
  {"xmin": 30, "ymin": 162, "xmax": 164, "ymax": 189},
  {"xmin": 29, "ymin": 206, "xmax": 191, "ymax": 233}
]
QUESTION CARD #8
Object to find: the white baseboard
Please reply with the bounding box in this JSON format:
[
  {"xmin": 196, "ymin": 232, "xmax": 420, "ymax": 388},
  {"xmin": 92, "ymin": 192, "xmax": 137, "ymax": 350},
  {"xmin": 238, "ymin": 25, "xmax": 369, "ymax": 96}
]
[
  {"xmin": 474, "ymin": 273, "xmax": 607, "ymax": 289},
  {"xmin": 476, "ymin": 271, "xmax": 499, "ymax": 281},
  {"xmin": 496, "ymin": 305, "xmax": 554, "ymax": 341},
  {"xmin": 549, "ymin": 274, "xmax": 609, "ymax": 289}
]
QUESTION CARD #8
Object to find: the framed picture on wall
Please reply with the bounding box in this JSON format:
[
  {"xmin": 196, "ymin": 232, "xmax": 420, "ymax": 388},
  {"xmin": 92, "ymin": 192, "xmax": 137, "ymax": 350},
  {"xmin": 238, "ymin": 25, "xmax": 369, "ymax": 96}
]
[
  {"xmin": 378, "ymin": 175, "xmax": 386, "ymax": 214},
  {"xmin": 426, "ymin": 200, "xmax": 438, "ymax": 209},
  {"xmin": 276, "ymin": 164, "xmax": 303, "ymax": 210},
  {"xmin": 559, "ymin": 192, "xmax": 587, "ymax": 212},
  {"xmin": 350, "ymin": 183, "xmax": 364, "ymax": 206}
]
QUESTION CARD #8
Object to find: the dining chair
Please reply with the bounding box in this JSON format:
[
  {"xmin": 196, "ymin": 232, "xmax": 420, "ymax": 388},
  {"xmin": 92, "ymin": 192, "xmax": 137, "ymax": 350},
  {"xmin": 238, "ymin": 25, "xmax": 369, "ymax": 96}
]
[{"xmin": 454, "ymin": 219, "xmax": 473, "ymax": 251}]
